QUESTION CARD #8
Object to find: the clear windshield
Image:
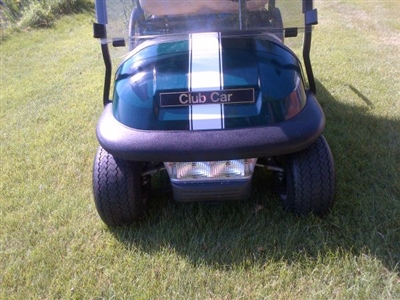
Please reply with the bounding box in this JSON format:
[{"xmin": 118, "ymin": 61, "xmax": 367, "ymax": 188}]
[{"xmin": 97, "ymin": 0, "xmax": 309, "ymax": 47}]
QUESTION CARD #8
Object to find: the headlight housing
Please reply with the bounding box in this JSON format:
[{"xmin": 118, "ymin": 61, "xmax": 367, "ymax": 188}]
[{"xmin": 164, "ymin": 159, "xmax": 257, "ymax": 182}]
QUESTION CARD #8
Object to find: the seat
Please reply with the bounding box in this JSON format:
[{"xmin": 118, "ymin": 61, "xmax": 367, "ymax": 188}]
[{"xmin": 139, "ymin": 0, "xmax": 269, "ymax": 16}]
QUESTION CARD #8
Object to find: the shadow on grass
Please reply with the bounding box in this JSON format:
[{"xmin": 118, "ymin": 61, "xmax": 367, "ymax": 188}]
[{"xmin": 110, "ymin": 80, "xmax": 399, "ymax": 273}]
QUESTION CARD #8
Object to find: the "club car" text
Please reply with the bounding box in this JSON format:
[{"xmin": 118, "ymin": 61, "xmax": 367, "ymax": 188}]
[
  {"xmin": 159, "ymin": 88, "xmax": 254, "ymax": 107},
  {"xmin": 179, "ymin": 92, "xmax": 233, "ymax": 104}
]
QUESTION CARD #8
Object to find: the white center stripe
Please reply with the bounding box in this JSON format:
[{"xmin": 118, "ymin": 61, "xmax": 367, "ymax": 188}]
[{"xmin": 189, "ymin": 32, "xmax": 224, "ymax": 130}]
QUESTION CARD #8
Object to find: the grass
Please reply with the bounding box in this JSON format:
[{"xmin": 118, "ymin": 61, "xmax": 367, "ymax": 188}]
[
  {"xmin": 1, "ymin": 0, "xmax": 93, "ymax": 29},
  {"xmin": 1, "ymin": 1, "xmax": 400, "ymax": 298}
]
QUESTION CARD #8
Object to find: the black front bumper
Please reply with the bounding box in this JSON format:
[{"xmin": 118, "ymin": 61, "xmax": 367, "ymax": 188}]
[{"xmin": 96, "ymin": 92, "xmax": 325, "ymax": 162}]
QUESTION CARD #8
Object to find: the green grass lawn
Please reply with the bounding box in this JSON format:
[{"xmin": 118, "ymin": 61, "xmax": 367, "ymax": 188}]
[{"xmin": 1, "ymin": 1, "xmax": 399, "ymax": 299}]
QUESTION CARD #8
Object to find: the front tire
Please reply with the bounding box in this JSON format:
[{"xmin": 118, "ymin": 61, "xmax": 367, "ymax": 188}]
[
  {"xmin": 279, "ymin": 135, "xmax": 336, "ymax": 216},
  {"xmin": 92, "ymin": 147, "xmax": 150, "ymax": 226}
]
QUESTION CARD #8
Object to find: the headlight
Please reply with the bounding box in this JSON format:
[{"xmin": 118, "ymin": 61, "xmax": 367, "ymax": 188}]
[{"xmin": 164, "ymin": 159, "xmax": 257, "ymax": 182}]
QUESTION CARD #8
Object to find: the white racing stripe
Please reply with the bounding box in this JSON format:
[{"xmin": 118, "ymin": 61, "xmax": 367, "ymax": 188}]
[{"xmin": 189, "ymin": 32, "xmax": 224, "ymax": 130}]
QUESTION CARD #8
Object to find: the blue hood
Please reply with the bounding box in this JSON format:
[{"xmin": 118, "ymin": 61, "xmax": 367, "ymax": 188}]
[{"xmin": 112, "ymin": 34, "xmax": 306, "ymax": 130}]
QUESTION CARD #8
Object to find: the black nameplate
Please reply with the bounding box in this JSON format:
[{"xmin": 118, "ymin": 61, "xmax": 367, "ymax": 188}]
[{"xmin": 160, "ymin": 88, "xmax": 255, "ymax": 107}]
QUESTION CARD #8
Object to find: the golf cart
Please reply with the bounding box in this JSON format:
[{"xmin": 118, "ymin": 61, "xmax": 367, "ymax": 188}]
[{"xmin": 93, "ymin": 0, "xmax": 335, "ymax": 226}]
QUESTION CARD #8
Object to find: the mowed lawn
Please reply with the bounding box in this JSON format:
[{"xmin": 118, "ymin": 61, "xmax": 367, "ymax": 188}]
[{"xmin": 1, "ymin": 1, "xmax": 399, "ymax": 299}]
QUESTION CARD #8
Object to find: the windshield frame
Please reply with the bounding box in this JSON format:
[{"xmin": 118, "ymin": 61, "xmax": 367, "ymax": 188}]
[{"xmin": 94, "ymin": 0, "xmax": 318, "ymax": 104}]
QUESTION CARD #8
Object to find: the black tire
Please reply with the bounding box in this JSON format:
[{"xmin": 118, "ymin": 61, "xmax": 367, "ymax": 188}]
[
  {"xmin": 279, "ymin": 135, "xmax": 336, "ymax": 216},
  {"xmin": 92, "ymin": 147, "xmax": 150, "ymax": 226}
]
